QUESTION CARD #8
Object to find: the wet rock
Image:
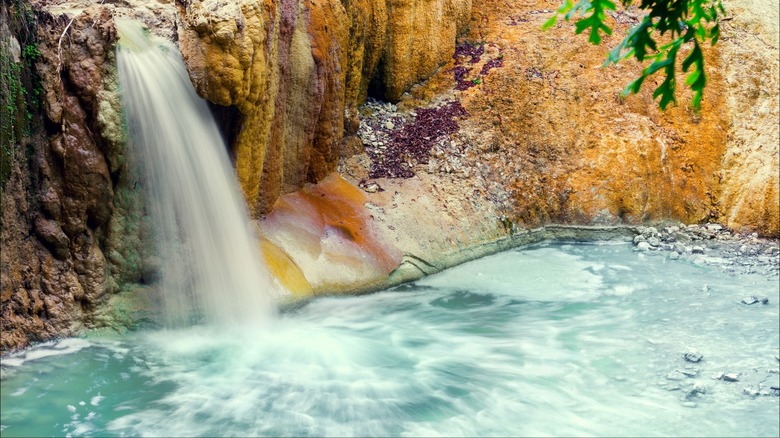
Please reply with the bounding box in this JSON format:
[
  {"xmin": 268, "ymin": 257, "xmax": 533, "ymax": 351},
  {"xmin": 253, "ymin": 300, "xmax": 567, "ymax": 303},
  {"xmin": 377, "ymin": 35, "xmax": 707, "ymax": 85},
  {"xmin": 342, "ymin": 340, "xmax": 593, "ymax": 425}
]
[
  {"xmin": 635, "ymin": 241, "xmax": 652, "ymax": 251},
  {"xmin": 741, "ymin": 295, "xmax": 769, "ymax": 305},
  {"xmin": 669, "ymin": 251, "xmax": 680, "ymax": 260},
  {"xmin": 691, "ymin": 246, "xmax": 705, "ymax": 254},
  {"xmin": 647, "ymin": 236, "xmax": 662, "ymax": 247},
  {"xmin": 680, "ymin": 369, "xmax": 699, "ymax": 377},
  {"xmin": 686, "ymin": 381, "xmax": 707, "ymax": 398},
  {"xmin": 743, "ymin": 386, "xmax": 760, "ymax": 397},
  {"xmin": 666, "ymin": 370, "xmax": 687, "ymax": 381},
  {"xmin": 722, "ymin": 373, "xmax": 739, "ymax": 382},
  {"xmin": 741, "ymin": 296, "xmax": 759, "ymax": 305},
  {"xmin": 684, "ymin": 349, "xmax": 704, "ymax": 363},
  {"xmin": 633, "ymin": 235, "xmax": 646, "ymax": 244}
]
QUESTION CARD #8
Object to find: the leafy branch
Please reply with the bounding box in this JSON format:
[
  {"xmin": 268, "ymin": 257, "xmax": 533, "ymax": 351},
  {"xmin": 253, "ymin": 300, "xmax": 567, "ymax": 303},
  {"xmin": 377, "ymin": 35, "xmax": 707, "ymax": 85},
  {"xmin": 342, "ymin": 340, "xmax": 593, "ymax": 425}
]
[{"xmin": 543, "ymin": 0, "xmax": 725, "ymax": 109}]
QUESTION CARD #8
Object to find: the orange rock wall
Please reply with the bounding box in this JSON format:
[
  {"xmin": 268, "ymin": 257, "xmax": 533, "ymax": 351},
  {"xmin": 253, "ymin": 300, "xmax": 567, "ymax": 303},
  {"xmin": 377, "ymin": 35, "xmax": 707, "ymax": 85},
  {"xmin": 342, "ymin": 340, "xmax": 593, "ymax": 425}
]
[
  {"xmin": 406, "ymin": 0, "xmax": 777, "ymax": 236},
  {"xmin": 177, "ymin": 0, "xmax": 472, "ymax": 216}
]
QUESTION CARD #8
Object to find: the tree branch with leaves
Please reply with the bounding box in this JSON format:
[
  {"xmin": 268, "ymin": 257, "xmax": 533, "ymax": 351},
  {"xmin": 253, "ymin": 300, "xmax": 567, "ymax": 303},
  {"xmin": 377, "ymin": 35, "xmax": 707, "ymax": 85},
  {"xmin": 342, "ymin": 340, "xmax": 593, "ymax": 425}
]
[{"xmin": 544, "ymin": 0, "xmax": 725, "ymax": 109}]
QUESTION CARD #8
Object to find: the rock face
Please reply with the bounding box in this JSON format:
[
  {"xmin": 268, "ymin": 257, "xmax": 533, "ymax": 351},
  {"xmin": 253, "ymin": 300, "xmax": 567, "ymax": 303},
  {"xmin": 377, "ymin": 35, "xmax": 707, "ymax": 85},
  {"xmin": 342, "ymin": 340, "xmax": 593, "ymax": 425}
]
[
  {"xmin": 373, "ymin": 0, "xmax": 779, "ymax": 237},
  {"xmin": 177, "ymin": 0, "xmax": 472, "ymax": 215},
  {"xmin": 716, "ymin": 0, "xmax": 779, "ymax": 236},
  {"xmin": 1, "ymin": 5, "xmax": 130, "ymax": 351}
]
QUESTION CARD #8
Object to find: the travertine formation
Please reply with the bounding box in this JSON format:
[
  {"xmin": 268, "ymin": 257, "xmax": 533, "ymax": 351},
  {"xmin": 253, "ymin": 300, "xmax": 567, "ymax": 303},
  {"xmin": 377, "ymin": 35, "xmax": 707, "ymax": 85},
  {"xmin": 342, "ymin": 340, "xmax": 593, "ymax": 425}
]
[{"xmin": 178, "ymin": 0, "xmax": 472, "ymax": 215}]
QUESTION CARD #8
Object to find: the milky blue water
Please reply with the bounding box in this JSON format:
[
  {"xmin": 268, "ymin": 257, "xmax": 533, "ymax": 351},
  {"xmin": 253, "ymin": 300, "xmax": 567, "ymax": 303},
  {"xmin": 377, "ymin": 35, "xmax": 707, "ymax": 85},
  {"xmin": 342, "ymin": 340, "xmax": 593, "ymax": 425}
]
[{"xmin": 2, "ymin": 242, "xmax": 779, "ymax": 437}]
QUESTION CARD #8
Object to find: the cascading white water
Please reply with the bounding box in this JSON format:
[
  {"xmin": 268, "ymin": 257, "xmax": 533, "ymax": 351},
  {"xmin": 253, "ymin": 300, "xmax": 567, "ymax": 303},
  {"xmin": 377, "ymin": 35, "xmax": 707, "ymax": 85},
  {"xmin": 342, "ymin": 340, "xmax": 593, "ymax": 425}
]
[{"xmin": 115, "ymin": 19, "xmax": 278, "ymax": 327}]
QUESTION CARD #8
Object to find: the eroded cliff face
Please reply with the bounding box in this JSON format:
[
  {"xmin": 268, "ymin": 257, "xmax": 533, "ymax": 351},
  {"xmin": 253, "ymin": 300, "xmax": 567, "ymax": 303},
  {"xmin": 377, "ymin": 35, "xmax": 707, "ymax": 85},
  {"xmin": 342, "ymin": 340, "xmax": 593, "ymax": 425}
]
[
  {"xmin": 1, "ymin": 5, "xmax": 131, "ymax": 351},
  {"xmin": 358, "ymin": 0, "xmax": 778, "ymax": 237},
  {"xmin": 716, "ymin": 0, "xmax": 779, "ymax": 236},
  {"xmin": 178, "ymin": 0, "xmax": 472, "ymax": 215}
]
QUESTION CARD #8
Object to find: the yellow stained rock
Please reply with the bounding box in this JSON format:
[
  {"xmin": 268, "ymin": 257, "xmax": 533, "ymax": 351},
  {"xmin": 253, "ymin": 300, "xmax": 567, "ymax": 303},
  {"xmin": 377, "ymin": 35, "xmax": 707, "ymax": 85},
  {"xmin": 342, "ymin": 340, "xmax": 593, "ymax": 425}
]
[
  {"xmin": 258, "ymin": 174, "xmax": 403, "ymax": 294},
  {"xmin": 259, "ymin": 237, "xmax": 314, "ymax": 299}
]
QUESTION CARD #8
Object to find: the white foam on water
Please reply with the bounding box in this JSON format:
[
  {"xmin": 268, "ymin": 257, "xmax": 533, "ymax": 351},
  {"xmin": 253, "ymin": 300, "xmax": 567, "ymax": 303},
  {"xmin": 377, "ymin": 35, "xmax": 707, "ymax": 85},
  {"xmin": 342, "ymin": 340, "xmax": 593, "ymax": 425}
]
[{"xmin": 1, "ymin": 338, "xmax": 93, "ymax": 370}]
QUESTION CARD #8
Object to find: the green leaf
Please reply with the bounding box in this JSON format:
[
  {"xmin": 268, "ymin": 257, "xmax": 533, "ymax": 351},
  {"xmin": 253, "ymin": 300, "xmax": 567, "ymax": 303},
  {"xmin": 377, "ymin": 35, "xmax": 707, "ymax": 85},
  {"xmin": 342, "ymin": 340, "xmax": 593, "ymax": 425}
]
[
  {"xmin": 542, "ymin": 15, "xmax": 559, "ymax": 30},
  {"xmin": 622, "ymin": 75, "xmax": 646, "ymax": 95},
  {"xmin": 710, "ymin": 22, "xmax": 720, "ymax": 44},
  {"xmin": 684, "ymin": 69, "xmax": 700, "ymax": 86}
]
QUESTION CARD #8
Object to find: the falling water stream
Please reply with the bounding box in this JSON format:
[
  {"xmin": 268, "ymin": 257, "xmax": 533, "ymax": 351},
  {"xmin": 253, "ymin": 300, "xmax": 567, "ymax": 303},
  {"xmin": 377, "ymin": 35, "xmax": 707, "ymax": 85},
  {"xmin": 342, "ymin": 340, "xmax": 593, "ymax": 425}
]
[
  {"xmin": 114, "ymin": 19, "xmax": 277, "ymax": 326},
  {"xmin": 1, "ymin": 20, "xmax": 778, "ymax": 438}
]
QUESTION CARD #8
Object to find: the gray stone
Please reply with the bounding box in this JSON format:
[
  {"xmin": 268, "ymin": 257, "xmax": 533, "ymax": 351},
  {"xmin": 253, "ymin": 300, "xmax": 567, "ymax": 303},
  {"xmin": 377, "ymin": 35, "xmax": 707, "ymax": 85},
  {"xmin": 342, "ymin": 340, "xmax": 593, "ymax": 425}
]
[
  {"xmin": 706, "ymin": 223, "xmax": 723, "ymax": 232},
  {"xmin": 647, "ymin": 236, "xmax": 662, "ymax": 247},
  {"xmin": 743, "ymin": 386, "xmax": 760, "ymax": 397},
  {"xmin": 686, "ymin": 381, "xmax": 707, "ymax": 397},
  {"xmin": 680, "ymin": 369, "xmax": 698, "ymax": 377},
  {"xmin": 691, "ymin": 246, "xmax": 705, "ymax": 254},
  {"xmin": 684, "ymin": 349, "xmax": 703, "ymax": 363},
  {"xmin": 636, "ymin": 241, "xmax": 652, "ymax": 251},
  {"xmin": 741, "ymin": 296, "xmax": 759, "ymax": 305},
  {"xmin": 666, "ymin": 370, "xmax": 687, "ymax": 381},
  {"xmin": 633, "ymin": 235, "xmax": 647, "ymax": 244},
  {"xmin": 669, "ymin": 252, "xmax": 680, "ymax": 260},
  {"xmin": 722, "ymin": 373, "xmax": 739, "ymax": 382}
]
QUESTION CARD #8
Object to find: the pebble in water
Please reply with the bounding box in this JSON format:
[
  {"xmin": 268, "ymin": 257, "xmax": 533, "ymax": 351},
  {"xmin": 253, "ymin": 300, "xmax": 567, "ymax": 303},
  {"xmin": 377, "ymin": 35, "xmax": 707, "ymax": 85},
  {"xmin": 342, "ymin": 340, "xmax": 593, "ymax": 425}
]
[
  {"xmin": 686, "ymin": 381, "xmax": 707, "ymax": 398},
  {"xmin": 722, "ymin": 373, "xmax": 740, "ymax": 382},
  {"xmin": 742, "ymin": 296, "xmax": 759, "ymax": 305},
  {"xmin": 740, "ymin": 295, "xmax": 769, "ymax": 305},
  {"xmin": 684, "ymin": 349, "xmax": 704, "ymax": 363}
]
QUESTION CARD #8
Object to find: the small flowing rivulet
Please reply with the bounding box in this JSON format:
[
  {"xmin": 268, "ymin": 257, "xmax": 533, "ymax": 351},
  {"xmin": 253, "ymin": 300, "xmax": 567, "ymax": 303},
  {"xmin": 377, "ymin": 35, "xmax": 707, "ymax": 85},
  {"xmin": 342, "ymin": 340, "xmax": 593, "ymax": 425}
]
[{"xmin": 115, "ymin": 19, "xmax": 279, "ymax": 327}]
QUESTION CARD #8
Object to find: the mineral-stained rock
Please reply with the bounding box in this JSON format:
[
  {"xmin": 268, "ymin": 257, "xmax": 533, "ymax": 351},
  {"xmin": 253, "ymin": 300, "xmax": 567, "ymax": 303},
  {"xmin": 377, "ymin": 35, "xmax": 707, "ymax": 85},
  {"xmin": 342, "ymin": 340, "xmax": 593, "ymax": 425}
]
[
  {"xmin": 374, "ymin": 0, "xmax": 472, "ymax": 101},
  {"xmin": 1, "ymin": 5, "xmax": 133, "ymax": 352},
  {"xmin": 178, "ymin": 0, "xmax": 472, "ymax": 216}
]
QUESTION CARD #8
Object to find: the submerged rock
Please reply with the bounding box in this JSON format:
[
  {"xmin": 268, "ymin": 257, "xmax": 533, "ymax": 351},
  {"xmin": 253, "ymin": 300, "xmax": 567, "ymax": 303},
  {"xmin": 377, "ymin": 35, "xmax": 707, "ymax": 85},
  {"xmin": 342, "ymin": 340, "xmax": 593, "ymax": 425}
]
[
  {"xmin": 741, "ymin": 296, "xmax": 769, "ymax": 305},
  {"xmin": 741, "ymin": 296, "xmax": 760, "ymax": 305},
  {"xmin": 686, "ymin": 381, "xmax": 707, "ymax": 398},
  {"xmin": 684, "ymin": 349, "xmax": 704, "ymax": 363},
  {"xmin": 722, "ymin": 373, "xmax": 740, "ymax": 382}
]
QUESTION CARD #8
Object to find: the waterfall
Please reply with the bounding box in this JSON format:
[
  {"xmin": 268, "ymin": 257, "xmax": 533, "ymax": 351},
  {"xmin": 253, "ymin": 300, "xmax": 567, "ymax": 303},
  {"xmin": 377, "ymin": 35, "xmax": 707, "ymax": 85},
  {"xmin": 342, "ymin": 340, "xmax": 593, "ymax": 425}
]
[{"xmin": 115, "ymin": 19, "xmax": 278, "ymax": 327}]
